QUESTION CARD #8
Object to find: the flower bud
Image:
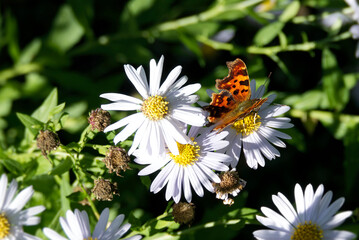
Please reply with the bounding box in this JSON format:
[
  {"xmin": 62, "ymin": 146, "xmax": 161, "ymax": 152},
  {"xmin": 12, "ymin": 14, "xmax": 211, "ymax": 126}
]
[
  {"xmin": 88, "ymin": 108, "xmax": 111, "ymax": 131},
  {"xmin": 172, "ymin": 202, "xmax": 195, "ymax": 225},
  {"xmin": 92, "ymin": 178, "xmax": 119, "ymax": 201},
  {"xmin": 103, "ymin": 146, "xmax": 131, "ymax": 176},
  {"xmin": 36, "ymin": 130, "xmax": 60, "ymax": 156}
]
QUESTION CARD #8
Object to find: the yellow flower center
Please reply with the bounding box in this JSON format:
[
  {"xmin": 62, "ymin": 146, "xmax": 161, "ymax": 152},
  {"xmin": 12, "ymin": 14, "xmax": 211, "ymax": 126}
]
[
  {"xmin": 0, "ymin": 213, "xmax": 10, "ymax": 239},
  {"xmin": 83, "ymin": 238, "xmax": 98, "ymax": 240},
  {"xmin": 142, "ymin": 95, "xmax": 169, "ymax": 121},
  {"xmin": 291, "ymin": 221, "xmax": 323, "ymax": 240},
  {"xmin": 231, "ymin": 112, "xmax": 261, "ymax": 136},
  {"xmin": 169, "ymin": 138, "xmax": 200, "ymax": 166}
]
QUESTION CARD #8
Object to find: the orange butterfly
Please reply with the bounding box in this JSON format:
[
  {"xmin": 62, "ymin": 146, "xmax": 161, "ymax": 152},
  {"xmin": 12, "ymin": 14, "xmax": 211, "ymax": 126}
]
[{"xmin": 204, "ymin": 58, "xmax": 267, "ymax": 131}]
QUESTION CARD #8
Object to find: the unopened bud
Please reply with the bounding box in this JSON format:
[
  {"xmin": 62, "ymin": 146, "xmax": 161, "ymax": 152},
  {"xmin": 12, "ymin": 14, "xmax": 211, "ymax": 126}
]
[
  {"xmin": 36, "ymin": 130, "xmax": 60, "ymax": 157},
  {"xmin": 88, "ymin": 108, "xmax": 111, "ymax": 131},
  {"xmin": 92, "ymin": 178, "xmax": 119, "ymax": 201},
  {"xmin": 103, "ymin": 146, "xmax": 131, "ymax": 176},
  {"xmin": 172, "ymin": 202, "xmax": 195, "ymax": 225}
]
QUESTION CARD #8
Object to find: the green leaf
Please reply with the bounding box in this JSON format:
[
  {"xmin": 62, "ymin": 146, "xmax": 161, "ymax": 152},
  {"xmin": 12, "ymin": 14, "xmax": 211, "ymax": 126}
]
[
  {"xmin": 67, "ymin": 0, "xmax": 94, "ymax": 39},
  {"xmin": 1, "ymin": 158, "xmax": 24, "ymax": 175},
  {"xmin": 50, "ymin": 158, "xmax": 73, "ymax": 176},
  {"xmin": 343, "ymin": 123, "xmax": 359, "ymax": 195},
  {"xmin": 254, "ymin": 21, "xmax": 284, "ymax": 46},
  {"xmin": 155, "ymin": 220, "xmax": 179, "ymax": 230},
  {"xmin": 50, "ymin": 103, "xmax": 66, "ymax": 116},
  {"xmin": 17, "ymin": 38, "xmax": 42, "ymax": 65},
  {"xmin": 279, "ymin": 0, "xmax": 300, "ymax": 22},
  {"xmin": 16, "ymin": 112, "xmax": 44, "ymax": 136},
  {"xmin": 32, "ymin": 88, "xmax": 58, "ymax": 122},
  {"xmin": 47, "ymin": 4, "xmax": 84, "ymax": 52},
  {"xmin": 322, "ymin": 48, "xmax": 349, "ymax": 111}
]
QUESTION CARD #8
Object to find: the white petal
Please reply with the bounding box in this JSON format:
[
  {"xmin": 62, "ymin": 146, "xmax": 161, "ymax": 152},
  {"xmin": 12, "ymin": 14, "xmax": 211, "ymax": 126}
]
[
  {"xmin": 128, "ymin": 119, "xmax": 150, "ymax": 155},
  {"xmin": 253, "ymin": 229, "xmax": 292, "ymax": 240},
  {"xmin": 113, "ymin": 116, "xmax": 145, "ymax": 144},
  {"xmin": 8, "ymin": 186, "xmax": 33, "ymax": 212},
  {"xmin": 101, "ymin": 102, "xmax": 141, "ymax": 111},
  {"xmin": 323, "ymin": 230, "xmax": 357, "ymax": 240},
  {"xmin": 196, "ymin": 162, "xmax": 220, "ymax": 183},
  {"xmin": 149, "ymin": 56, "xmax": 164, "ymax": 96},
  {"xmin": 93, "ymin": 208, "xmax": 109, "ymax": 238},
  {"xmin": 158, "ymin": 65, "xmax": 182, "ymax": 96},
  {"xmin": 0, "ymin": 174, "xmax": 9, "ymax": 210},
  {"xmin": 272, "ymin": 194, "xmax": 298, "ymax": 226},
  {"xmin": 294, "ymin": 184, "xmax": 305, "ymax": 223},
  {"xmin": 317, "ymin": 197, "xmax": 345, "ymax": 226},
  {"xmin": 322, "ymin": 211, "xmax": 353, "ymax": 229},
  {"xmin": 124, "ymin": 64, "xmax": 149, "ymax": 99},
  {"xmin": 261, "ymin": 207, "xmax": 293, "ymax": 232},
  {"xmin": 192, "ymin": 164, "xmax": 213, "ymax": 193},
  {"xmin": 183, "ymin": 170, "xmax": 192, "ymax": 202},
  {"xmin": 137, "ymin": 65, "xmax": 149, "ymax": 90},
  {"xmin": 186, "ymin": 165, "xmax": 204, "ymax": 197},
  {"xmin": 100, "ymin": 93, "xmax": 143, "ymax": 104},
  {"xmin": 150, "ymin": 162, "xmax": 175, "ymax": 193},
  {"xmin": 43, "ymin": 228, "xmax": 68, "ymax": 240},
  {"xmin": 104, "ymin": 112, "xmax": 144, "ymax": 132},
  {"xmin": 165, "ymin": 164, "xmax": 180, "ymax": 201}
]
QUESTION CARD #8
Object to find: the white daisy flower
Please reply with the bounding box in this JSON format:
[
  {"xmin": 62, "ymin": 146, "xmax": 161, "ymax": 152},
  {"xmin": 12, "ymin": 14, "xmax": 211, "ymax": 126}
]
[
  {"xmin": 100, "ymin": 56, "xmax": 206, "ymax": 156},
  {"xmin": 220, "ymin": 80, "xmax": 293, "ymax": 169},
  {"xmin": 253, "ymin": 183, "xmax": 356, "ymax": 240},
  {"xmin": 134, "ymin": 126, "xmax": 232, "ymax": 203},
  {"xmin": 0, "ymin": 173, "xmax": 45, "ymax": 240},
  {"xmin": 43, "ymin": 208, "xmax": 142, "ymax": 240},
  {"xmin": 345, "ymin": 0, "xmax": 359, "ymax": 57}
]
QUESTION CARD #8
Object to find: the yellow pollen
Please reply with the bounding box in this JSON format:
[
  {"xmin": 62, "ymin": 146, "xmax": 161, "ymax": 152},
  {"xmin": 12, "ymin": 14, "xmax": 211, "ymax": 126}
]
[
  {"xmin": 142, "ymin": 95, "xmax": 169, "ymax": 121},
  {"xmin": 83, "ymin": 238, "xmax": 98, "ymax": 240},
  {"xmin": 291, "ymin": 221, "xmax": 323, "ymax": 240},
  {"xmin": 0, "ymin": 213, "xmax": 10, "ymax": 238},
  {"xmin": 231, "ymin": 112, "xmax": 261, "ymax": 136},
  {"xmin": 169, "ymin": 138, "xmax": 200, "ymax": 166}
]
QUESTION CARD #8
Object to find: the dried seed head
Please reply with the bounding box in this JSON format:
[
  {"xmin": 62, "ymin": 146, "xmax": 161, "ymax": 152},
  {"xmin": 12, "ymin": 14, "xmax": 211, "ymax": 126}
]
[
  {"xmin": 92, "ymin": 178, "xmax": 119, "ymax": 201},
  {"xmin": 103, "ymin": 146, "xmax": 131, "ymax": 176},
  {"xmin": 88, "ymin": 108, "xmax": 111, "ymax": 131},
  {"xmin": 36, "ymin": 130, "xmax": 60, "ymax": 156},
  {"xmin": 212, "ymin": 168, "xmax": 246, "ymax": 205},
  {"xmin": 172, "ymin": 202, "xmax": 195, "ymax": 225}
]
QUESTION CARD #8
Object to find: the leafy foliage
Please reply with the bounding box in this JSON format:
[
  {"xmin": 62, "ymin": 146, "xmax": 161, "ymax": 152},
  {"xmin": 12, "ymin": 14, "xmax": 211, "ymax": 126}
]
[{"xmin": 0, "ymin": 0, "xmax": 359, "ymax": 239}]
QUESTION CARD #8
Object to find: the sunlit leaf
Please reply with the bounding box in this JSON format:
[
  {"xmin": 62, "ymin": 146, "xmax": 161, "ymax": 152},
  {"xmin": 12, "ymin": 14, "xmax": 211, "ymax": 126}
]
[
  {"xmin": 279, "ymin": 0, "xmax": 300, "ymax": 22},
  {"xmin": 47, "ymin": 5, "xmax": 84, "ymax": 52},
  {"xmin": 254, "ymin": 21, "xmax": 284, "ymax": 46},
  {"xmin": 16, "ymin": 112, "xmax": 44, "ymax": 136},
  {"xmin": 322, "ymin": 48, "xmax": 349, "ymax": 111},
  {"xmin": 32, "ymin": 88, "xmax": 58, "ymax": 122}
]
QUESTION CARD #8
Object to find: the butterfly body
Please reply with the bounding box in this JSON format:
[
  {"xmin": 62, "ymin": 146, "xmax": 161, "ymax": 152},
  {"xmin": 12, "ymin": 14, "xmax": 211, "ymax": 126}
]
[{"xmin": 204, "ymin": 58, "xmax": 267, "ymax": 131}]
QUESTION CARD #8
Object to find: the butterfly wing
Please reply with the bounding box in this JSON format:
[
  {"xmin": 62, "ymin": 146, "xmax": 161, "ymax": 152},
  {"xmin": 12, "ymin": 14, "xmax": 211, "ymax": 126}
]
[{"xmin": 215, "ymin": 58, "xmax": 251, "ymax": 103}]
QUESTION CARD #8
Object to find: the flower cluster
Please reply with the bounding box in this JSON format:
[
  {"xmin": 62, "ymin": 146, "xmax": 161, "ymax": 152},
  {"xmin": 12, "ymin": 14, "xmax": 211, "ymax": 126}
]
[
  {"xmin": 100, "ymin": 56, "xmax": 292, "ymax": 203},
  {"xmin": 0, "ymin": 173, "xmax": 141, "ymax": 240}
]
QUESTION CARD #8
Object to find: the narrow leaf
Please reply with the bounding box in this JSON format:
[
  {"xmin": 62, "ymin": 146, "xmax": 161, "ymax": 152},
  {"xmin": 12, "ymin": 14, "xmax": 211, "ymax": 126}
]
[{"xmin": 254, "ymin": 21, "xmax": 284, "ymax": 46}]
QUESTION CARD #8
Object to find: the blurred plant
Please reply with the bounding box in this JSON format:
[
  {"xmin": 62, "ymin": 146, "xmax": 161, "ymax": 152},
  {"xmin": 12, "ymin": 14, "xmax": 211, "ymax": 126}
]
[{"xmin": 0, "ymin": 0, "xmax": 358, "ymax": 239}]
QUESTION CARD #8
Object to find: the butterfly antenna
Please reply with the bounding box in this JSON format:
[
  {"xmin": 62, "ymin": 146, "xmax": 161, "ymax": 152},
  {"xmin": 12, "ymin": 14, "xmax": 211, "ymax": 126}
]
[{"xmin": 264, "ymin": 72, "xmax": 272, "ymax": 88}]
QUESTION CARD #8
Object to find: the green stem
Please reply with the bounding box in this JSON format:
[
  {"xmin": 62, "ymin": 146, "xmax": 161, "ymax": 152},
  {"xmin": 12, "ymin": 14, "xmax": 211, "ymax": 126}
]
[
  {"xmin": 147, "ymin": 0, "xmax": 263, "ymax": 33},
  {"xmin": 247, "ymin": 31, "xmax": 351, "ymax": 55},
  {"xmin": 290, "ymin": 109, "xmax": 359, "ymax": 123},
  {"xmin": 0, "ymin": 63, "xmax": 42, "ymax": 84},
  {"xmin": 176, "ymin": 219, "xmax": 242, "ymax": 236},
  {"xmin": 66, "ymin": 149, "xmax": 100, "ymax": 220}
]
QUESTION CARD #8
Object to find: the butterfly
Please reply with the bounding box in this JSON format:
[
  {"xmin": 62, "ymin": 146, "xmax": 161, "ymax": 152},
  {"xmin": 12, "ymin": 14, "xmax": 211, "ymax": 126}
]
[{"xmin": 204, "ymin": 58, "xmax": 268, "ymax": 131}]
